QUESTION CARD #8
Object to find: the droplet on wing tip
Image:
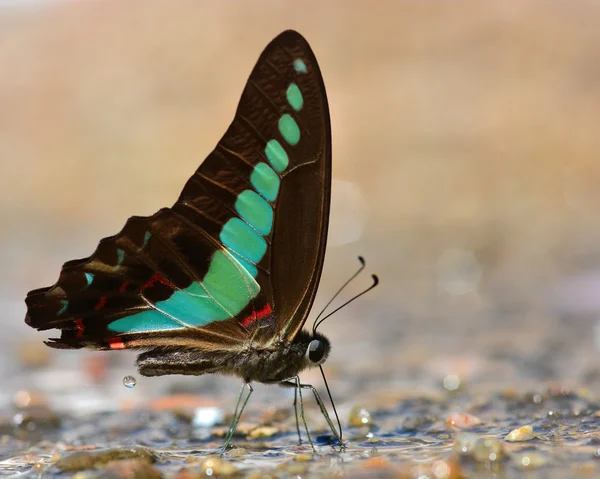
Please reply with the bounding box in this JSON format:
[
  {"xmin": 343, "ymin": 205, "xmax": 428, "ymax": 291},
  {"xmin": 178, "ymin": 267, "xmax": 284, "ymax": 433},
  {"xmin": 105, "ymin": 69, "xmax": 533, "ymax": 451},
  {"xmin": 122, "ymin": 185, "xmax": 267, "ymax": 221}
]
[{"xmin": 123, "ymin": 375, "xmax": 137, "ymax": 388}]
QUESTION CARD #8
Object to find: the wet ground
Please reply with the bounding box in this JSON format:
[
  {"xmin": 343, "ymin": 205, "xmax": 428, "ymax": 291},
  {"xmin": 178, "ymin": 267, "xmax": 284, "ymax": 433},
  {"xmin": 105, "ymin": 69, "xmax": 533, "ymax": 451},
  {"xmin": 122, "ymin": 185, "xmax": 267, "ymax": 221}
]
[{"xmin": 3, "ymin": 375, "xmax": 600, "ymax": 478}]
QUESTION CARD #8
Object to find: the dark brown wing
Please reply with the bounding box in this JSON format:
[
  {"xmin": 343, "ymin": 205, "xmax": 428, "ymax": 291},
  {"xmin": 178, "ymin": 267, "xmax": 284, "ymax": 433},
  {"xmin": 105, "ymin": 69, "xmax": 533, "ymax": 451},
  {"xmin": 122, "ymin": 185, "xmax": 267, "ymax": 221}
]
[{"xmin": 25, "ymin": 30, "xmax": 331, "ymax": 351}]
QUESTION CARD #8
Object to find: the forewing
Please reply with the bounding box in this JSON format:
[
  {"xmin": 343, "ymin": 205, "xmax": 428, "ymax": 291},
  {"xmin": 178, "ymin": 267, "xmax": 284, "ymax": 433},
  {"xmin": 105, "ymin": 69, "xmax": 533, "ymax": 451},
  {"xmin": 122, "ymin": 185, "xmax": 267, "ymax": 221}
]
[{"xmin": 25, "ymin": 30, "xmax": 331, "ymax": 350}]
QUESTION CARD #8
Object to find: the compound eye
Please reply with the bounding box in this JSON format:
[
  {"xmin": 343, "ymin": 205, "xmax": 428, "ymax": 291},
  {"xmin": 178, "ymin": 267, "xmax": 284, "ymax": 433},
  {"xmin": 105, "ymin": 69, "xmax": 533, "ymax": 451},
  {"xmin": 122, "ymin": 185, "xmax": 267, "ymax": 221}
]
[{"xmin": 308, "ymin": 339, "xmax": 325, "ymax": 363}]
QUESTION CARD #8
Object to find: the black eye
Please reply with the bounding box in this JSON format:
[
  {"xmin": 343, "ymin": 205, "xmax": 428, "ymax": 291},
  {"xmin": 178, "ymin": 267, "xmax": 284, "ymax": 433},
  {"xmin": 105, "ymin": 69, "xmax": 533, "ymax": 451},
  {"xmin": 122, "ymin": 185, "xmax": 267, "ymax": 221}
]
[{"xmin": 308, "ymin": 339, "xmax": 325, "ymax": 363}]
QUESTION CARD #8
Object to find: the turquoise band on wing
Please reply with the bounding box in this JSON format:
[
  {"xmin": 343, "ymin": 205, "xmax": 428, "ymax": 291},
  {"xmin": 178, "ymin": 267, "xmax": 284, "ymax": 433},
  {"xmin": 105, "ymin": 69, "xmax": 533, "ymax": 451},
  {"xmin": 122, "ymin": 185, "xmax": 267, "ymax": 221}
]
[{"xmin": 109, "ymin": 250, "xmax": 260, "ymax": 333}]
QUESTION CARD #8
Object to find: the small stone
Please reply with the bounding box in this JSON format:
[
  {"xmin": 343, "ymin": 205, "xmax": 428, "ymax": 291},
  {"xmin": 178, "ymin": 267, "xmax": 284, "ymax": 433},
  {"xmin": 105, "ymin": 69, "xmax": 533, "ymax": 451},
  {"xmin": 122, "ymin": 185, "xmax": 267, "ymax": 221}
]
[
  {"xmin": 348, "ymin": 406, "xmax": 373, "ymax": 427},
  {"xmin": 224, "ymin": 447, "xmax": 246, "ymax": 457},
  {"xmin": 56, "ymin": 447, "xmax": 157, "ymax": 472},
  {"xmin": 247, "ymin": 426, "xmax": 279, "ymax": 439},
  {"xmin": 13, "ymin": 390, "xmax": 47, "ymax": 409},
  {"xmin": 105, "ymin": 459, "xmax": 161, "ymax": 479},
  {"xmin": 200, "ymin": 457, "xmax": 237, "ymax": 476},
  {"xmin": 506, "ymin": 425, "xmax": 535, "ymax": 442},
  {"xmin": 293, "ymin": 453, "xmax": 313, "ymax": 462},
  {"xmin": 446, "ymin": 412, "xmax": 482, "ymax": 430}
]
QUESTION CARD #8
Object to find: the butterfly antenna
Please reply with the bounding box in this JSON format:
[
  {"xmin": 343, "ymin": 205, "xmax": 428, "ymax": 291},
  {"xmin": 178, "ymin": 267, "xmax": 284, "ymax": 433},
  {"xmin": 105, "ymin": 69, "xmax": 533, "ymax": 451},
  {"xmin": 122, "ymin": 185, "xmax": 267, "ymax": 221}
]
[
  {"xmin": 312, "ymin": 256, "xmax": 366, "ymax": 332},
  {"xmin": 320, "ymin": 365, "xmax": 343, "ymax": 442},
  {"xmin": 313, "ymin": 274, "xmax": 379, "ymax": 332}
]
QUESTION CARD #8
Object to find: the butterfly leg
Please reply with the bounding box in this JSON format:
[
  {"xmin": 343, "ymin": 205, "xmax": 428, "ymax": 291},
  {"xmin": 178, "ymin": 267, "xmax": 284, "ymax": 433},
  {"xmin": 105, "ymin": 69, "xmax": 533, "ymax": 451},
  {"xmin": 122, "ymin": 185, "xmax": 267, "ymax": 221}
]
[
  {"xmin": 293, "ymin": 386, "xmax": 303, "ymax": 445},
  {"xmin": 294, "ymin": 376, "xmax": 315, "ymax": 451},
  {"xmin": 281, "ymin": 378, "xmax": 316, "ymax": 452},
  {"xmin": 220, "ymin": 382, "xmax": 253, "ymax": 456},
  {"xmin": 297, "ymin": 382, "xmax": 345, "ymax": 449}
]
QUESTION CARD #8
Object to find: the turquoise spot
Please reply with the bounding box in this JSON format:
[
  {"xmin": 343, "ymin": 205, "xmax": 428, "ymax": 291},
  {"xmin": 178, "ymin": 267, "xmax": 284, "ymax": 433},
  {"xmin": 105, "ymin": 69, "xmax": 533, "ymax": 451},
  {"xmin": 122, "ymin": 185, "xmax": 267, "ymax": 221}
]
[
  {"xmin": 293, "ymin": 59, "xmax": 307, "ymax": 74},
  {"xmin": 235, "ymin": 190, "xmax": 273, "ymax": 236},
  {"xmin": 220, "ymin": 217, "xmax": 267, "ymax": 264},
  {"xmin": 58, "ymin": 300, "xmax": 68, "ymax": 315},
  {"xmin": 84, "ymin": 273, "xmax": 94, "ymax": 288},
  {"xmin": 141, "ymin": 231, "xmax": 151, "ymax": 249},
  {"xmin": 264, "ymin": 139, "xmax": 289, "ymax": 172},
  {"xmin": 250, "ymin": 162, "xmax": 280, "ymax": 202},
  {"xmin": 109, "ymin": 251, "xmax": 259, "ymax": 333},
  {"xmin": 286, "ymin": 83, "xmax": 303, "ymax": 111},
  {"xmin": 116, "ymin": 249, "xmax": 125, "ymax": 267},
  {"xmin": 278, "ymin": 114, "xmax": 300, "ymax": 146}
]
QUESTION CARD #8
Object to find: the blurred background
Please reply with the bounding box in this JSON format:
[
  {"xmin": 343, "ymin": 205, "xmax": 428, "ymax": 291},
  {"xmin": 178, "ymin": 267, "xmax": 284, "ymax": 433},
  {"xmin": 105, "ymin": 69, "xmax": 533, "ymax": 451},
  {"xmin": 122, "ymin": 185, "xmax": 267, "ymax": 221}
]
[{"xmin": 2, "ymin": 0, "xmax": 600, "ymax": 414}]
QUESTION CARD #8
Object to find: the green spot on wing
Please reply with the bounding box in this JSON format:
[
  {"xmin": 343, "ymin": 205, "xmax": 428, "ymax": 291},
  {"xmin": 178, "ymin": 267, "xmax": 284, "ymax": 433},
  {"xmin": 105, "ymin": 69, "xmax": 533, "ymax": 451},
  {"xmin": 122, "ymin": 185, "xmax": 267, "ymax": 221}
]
[
  {"xmin": 286, "ymin": 83, "xmax": 303, "ymax": 111},
  {"xmin": 116, "ymin": 249, "xmax": 125, "ymax": 267},
  {"xmin": 220, "ymin": 217, "xmax": 267, "ymax": 263},
  {"xmin": 250, "ymin": 162, "xmax": 280, "ymax": 202},
  {"xmin": 235, "ymin": 190, "xmax": 273, "ymax": 236},
  {"xmin": 58, "ymin": 300, "xmax": 68, "ymax": 315},
  {"xmin": 265, "ymin": 139, "xmax": 289, "ymax": 172},
  {"xmin": 293, "ymin": 59, "xmax": 307, "ymax": 74},
  {"xmin": 278, "ymin": 114, "xmax": 300, "ymax": 145}
]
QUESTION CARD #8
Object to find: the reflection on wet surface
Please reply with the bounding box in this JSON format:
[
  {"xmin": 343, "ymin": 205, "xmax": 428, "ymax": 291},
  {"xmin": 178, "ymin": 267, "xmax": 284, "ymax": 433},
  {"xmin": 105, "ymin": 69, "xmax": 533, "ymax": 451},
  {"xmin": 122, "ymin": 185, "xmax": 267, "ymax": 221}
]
[{"xmin": 1, "ymin": 378, "xmax": 600, "ymax": 477}]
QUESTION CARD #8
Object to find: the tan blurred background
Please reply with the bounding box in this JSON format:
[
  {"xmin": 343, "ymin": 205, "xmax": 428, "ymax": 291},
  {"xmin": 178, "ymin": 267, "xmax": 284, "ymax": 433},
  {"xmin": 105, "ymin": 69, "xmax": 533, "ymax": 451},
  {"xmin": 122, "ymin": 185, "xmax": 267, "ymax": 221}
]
[{"xmin": 2, "ymin": 0, "xmax": 600, "ymax": 393}]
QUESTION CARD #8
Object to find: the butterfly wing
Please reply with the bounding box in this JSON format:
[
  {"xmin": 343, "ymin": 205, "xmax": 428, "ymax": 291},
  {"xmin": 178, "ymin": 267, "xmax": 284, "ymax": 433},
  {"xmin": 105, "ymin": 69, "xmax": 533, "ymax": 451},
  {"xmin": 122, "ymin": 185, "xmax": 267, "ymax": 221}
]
[{"xmin": 25, "ymin": 30, "xmax": 331, "ymax": 353}]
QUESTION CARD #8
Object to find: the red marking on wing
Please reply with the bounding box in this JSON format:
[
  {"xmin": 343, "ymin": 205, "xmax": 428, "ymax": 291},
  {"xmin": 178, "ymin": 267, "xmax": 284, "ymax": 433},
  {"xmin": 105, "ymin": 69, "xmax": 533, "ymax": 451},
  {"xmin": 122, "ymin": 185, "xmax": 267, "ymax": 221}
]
[
  {"xmin": 106, "ymin": 337, "xmax": 126, "ymax": 350},
  {"xmin": 74, "ymin": 319, "xmax": 85, "ymax": 338},
  {"xmin": 94, "ymin": 296, "xmax": 107, "ymax": 311},
  {"xmin": 141, "ymin": 273, "xmax": 175, "ymax": 292},
  {"xmin": 241, "ymin": 304, "xmax": 272, "ymax": 328},
  {"xmin": 119, "ymin": 281, "xmax": 130, "ymax": 294}
]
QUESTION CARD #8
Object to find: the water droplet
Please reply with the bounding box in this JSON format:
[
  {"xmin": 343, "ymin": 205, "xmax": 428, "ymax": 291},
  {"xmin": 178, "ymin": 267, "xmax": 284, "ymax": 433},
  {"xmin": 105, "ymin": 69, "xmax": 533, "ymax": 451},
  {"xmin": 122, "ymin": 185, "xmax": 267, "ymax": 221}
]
[{"xmin": 123, "ymin": 375, "xmax": 137, "ymax": 388}]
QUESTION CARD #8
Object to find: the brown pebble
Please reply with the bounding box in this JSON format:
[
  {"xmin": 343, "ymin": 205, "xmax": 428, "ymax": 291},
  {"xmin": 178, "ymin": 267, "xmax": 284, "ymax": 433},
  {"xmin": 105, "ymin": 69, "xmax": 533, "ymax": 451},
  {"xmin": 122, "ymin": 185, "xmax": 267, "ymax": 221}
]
[
  {"xmin": 293, "ymin": 453, "xmax": 313, "ymax": 462},
  {"xmin": 224, "ymin": 447, "xmax": 247, "ymax": 457},
  {"xmin": 200, "ymin": 458, "xmax": 237, "ymax": 476},
  {"xmin": 13, "ymin": 390, "xmax": 47, "ymax": 409},
  {"xmin": 446, "ymin": 412, "xmax": 482, "ymax": 429},
  {"xmin": 247, "ymin": 426, "xmax": 279, "ymax": 439},
  {"xmin": 149, "ymin": 395, "xmax": 217, "ymax": 411},
  {"xmin": 506, "ymin": 425, "xmax": 535, "ymax": 442},
  {"xmin": 348, "ymin": 406, "xmax": 373, "ymax": 427},
  {"xmin": 104, "ymin": 459, "xmax": 161, "ymax": 479},
  {"xmin": 56, "ymin": 446, "xmax": 157, "ymax": 472}
]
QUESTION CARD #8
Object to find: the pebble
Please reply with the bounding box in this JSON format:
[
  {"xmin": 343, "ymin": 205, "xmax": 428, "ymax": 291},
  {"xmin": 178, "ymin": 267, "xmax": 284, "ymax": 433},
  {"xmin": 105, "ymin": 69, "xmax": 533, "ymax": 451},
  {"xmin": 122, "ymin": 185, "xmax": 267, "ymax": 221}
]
[
  {"xmin": 200, "ymin": 457, "xmax": 238, "ymax": 476},
  {"xmin": 247, "ymin": 426, "xmax": 279, "ymax": 439},
  {"xmin": 56, "ymin": 447, "xmax": 157, "ymax": 472},
  {"xmin": 445, "ymin": 412, "xmax": 482, "ymax": 429},
  {"xmin": 506, "ymin": 425, "xmax": 535, "ymax": 442},
  {"xmin": 348, "ymin": 406, "xmax": 373, "ymax": 427}
]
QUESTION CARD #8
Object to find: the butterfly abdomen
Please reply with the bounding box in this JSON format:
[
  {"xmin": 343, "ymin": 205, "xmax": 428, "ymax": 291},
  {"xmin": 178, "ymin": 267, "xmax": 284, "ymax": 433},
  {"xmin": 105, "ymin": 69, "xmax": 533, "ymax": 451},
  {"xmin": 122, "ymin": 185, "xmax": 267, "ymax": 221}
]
[{"xmin": 136, "ymin": 330, "xmax": 315, "ymax": 383}]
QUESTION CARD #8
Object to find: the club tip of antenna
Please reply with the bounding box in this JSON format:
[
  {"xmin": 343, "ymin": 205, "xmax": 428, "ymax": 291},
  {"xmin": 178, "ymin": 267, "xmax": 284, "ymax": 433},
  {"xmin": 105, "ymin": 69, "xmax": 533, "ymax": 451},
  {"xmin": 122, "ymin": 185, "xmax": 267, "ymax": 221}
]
[
  {"xmin": 358, "ymin": 256, "xmax": 365, "ymax": 266},
  {"xmin": 371, "ymin": 274, "xmax": 379, "ymax": 286}
]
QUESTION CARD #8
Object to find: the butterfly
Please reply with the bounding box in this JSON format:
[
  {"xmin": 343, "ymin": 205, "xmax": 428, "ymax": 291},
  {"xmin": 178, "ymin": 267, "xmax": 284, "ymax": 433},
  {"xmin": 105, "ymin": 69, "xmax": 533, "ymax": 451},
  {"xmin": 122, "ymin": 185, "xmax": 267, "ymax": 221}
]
[{"xmin": 25, "ymin": 30, "xmax": 376, "ymax": 453}]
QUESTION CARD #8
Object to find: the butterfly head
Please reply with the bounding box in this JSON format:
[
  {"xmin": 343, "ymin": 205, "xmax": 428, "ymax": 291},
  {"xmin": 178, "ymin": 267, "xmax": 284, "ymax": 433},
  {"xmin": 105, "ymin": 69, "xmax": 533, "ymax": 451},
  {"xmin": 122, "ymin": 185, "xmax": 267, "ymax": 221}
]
[{"xmin": 300, "ymin": 330, "xmax": 330, "ymax": 369}]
